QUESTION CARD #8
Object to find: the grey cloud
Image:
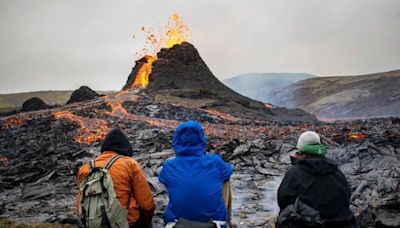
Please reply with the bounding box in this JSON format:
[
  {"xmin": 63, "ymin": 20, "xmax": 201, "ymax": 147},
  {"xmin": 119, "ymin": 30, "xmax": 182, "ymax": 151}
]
[{"xmin": 0, "ymin": 0, "xmax": 399, "ymax": 93}]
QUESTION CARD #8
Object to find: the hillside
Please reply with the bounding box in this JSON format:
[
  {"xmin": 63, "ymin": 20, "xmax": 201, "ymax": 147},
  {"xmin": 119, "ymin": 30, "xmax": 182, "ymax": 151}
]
[
  {"xmin": 269, "ymin": 70, "xmax": 400, "ymax": 118},
  {"xmin": 0, "ymin": 91, "xmax": 73, "ymax": 109},
  {"xmin": 222, "ymin": 73, "xmax": 315, "ymax": 102},
  {"xmin": 0, "ymin": 90, "xmax": 114, "ymax": 112}
]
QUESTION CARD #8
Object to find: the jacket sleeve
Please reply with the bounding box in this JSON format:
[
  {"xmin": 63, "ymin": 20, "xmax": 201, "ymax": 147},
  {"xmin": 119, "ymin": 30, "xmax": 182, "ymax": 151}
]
[
  {"xmin": 130, "ymin": 161, "xmax": 155, "ymax": 227},
  {"xmin": 217, "ymin": 155, "xmax": 233, "ymax": 182},
  {"xmin": 277, "ymin": 168, "xmax": 299, "ymax": 211},
  {"xmin": 158, "ymin": 161, "xmax": 168, "ymax": 186}
]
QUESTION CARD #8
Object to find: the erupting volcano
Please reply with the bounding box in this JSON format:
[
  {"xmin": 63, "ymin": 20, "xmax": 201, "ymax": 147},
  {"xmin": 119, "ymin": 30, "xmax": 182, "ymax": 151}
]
[
  {"xmin": 1, "ymin": 13, "xmax": 399, "ymax": 228},
  {"xmin": 124, "ymin": 14, "xmax": 315, "ymax": 122},
  {"xmin": 131, "ymin": 13, "xmax": 191, "ymax": 89}
]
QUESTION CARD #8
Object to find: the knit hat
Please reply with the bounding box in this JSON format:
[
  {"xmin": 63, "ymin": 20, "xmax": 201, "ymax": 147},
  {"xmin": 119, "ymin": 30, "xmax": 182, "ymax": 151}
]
[
  {"xmin": 101, "ymin": 128, "xmax": 133, "ymax": 156},
  {"xmin": 297, "ymin": 131, "xmax": 321, "ymax": 151}
]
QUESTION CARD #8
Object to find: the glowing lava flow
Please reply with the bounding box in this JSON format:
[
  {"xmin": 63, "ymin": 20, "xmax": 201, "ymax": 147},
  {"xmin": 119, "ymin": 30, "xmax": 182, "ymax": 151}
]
[
  {"xmin": 0, "ymin": 115, "xmax": 30, "ymax": 131},
  {"xmin": 201, "ymin": 109, "xmax": 240, "ymax": 123},
  {"xmin": 103, "ymin": 91, "xmax": 179, "ymax": 128},
  {"xmin": 348, "ymin": 132, "xmax": 368, "ymax": 141},
  {"xmin": 132, "ymin": 13, "xmax": 191, "ymax": 88},
  {"xmin": 53, "ymin": 111, "xmax": 109, "ymax": 145},
  {"xmin": 133, "ymin": 56, "xmax": 157, "ymax": 88}
]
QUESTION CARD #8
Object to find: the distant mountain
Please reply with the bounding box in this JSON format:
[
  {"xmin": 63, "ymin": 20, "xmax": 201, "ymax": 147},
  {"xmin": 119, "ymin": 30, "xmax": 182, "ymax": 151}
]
[
  {"xmin": 223, "ymin": 73, "xmax": 316, "ymax": 102},
  {"xmin": 270, "ymin": 70, "xmax": 400, "ymax": 118}
]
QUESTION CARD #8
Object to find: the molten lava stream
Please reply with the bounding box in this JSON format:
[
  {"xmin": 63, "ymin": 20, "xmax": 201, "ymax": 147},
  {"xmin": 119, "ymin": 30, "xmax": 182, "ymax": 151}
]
[
  {"xmin": 133, "ymin": 56, "xmax": 157, "ymax": 89},
  {"xmin": 102, "ymin": 91, "xmax": 136, "ymax": 118},
  {"xmin": 0, "ymin": 115, "xmax": 30, "ymax": 131},
  {"xmin": 348, "ymin": 133, "xmax": 368, "ymax": 140},
  {"xmin": 53, "ymin": 111, "xmax": 109, "ymax": 145}
]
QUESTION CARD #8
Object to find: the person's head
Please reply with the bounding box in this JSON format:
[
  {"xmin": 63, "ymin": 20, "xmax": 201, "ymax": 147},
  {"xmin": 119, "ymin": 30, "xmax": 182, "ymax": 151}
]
[
  {"xmin": 172, "ymin": 120, "xmax": 206, "ymax": 157},
  {"xmin": 297, "ymin": 131, "xmax": 320, "ymax": 150},
  {"xmin": 101, "ymin": 128, "xmax": 133, "ymax": 156},
  {"xmin": 296, "ymin": 131, "xmax": 327, "ymax": 156}
]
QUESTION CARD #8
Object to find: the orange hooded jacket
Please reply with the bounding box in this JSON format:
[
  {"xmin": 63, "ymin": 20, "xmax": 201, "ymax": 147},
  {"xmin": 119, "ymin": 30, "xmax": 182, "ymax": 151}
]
[
  {"xmin": 76, "ymin": 151, "xmax": 155, "ymax": 226},
  {"xmin": 76, "ymin": 129, "xmax": 155, "ymax": 227}
]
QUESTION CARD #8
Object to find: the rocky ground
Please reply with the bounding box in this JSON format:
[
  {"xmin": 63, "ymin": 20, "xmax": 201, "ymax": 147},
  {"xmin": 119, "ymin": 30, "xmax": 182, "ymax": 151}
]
[{"xmin": 0, "ymin": 90, "xmax": 399, "ymax": 227}]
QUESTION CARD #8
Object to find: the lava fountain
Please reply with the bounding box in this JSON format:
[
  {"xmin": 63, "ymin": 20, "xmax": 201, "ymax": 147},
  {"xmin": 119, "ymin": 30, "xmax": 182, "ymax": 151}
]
[{"xmin": 132, "ymin": 13, "xmax": 191, "ymax": 88}]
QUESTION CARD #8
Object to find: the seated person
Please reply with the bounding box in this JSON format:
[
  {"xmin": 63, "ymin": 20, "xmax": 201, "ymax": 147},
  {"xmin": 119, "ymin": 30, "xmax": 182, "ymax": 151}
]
[
  {"xmin": 159, "ymin": 121, "xmax": 233, "ymax": 227},
  {"xmin": 277, "ymin": 131, "xmax": 356, "ymax": 228}
]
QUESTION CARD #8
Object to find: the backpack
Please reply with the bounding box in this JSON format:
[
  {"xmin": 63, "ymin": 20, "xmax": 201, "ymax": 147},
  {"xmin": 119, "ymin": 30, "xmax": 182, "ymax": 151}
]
[
  {"xmin": 79, "ymin": 155, "xmax": 130, "ymax": 228},
  {"xmin": 276, "ymin": 197, "xmax": 325, "ymax": 228}
]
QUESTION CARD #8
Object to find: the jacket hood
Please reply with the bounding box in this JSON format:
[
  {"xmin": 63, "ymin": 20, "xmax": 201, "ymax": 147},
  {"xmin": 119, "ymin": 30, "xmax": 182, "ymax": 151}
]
[
  {"xmin": 101, "ymin": 128, "xmax": 133, "ymax": 156},
  {"xmin": 172, "ymin": 121, "xmax": 206, "ymax": 157},
  {"xmin": 298, "ymin": 155, "xmax": 338, "ymax": 175}
]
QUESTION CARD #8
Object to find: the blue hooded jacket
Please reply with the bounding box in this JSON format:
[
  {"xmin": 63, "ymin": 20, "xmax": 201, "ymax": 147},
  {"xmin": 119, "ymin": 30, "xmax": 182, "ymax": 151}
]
[{"xmin": 158, "ymin": 121, "xmax": 233, "ymax": 223}]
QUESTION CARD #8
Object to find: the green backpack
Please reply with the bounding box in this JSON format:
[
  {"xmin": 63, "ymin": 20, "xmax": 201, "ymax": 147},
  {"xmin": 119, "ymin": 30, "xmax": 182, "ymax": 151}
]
[{"xmin": 79, "ymin": 155, "xmax": 130, "ymax": 228}]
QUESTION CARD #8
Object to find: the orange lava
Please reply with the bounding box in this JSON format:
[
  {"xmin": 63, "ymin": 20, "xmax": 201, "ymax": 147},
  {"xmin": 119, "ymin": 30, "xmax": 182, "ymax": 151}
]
[
  {"xmin": 102, "ymin": 91, "xmax": 178, "ymax": 128},
  {"xmin": 102, "ymin": 90, "xmax": 141, "ymax": 117},
  {"xmin": 348, "ymin": 133, "xmax": 368, "ymax": 141},
  {"xmin": 163, "ymin": 13, "xmax": 191, "ymax": 49},
  {"xmin": 53, "ymin": 111, "xmax": 109, "ymax": 145},
  {"xmin": 142, "ymin": 118, "xmax": 177, "ymax": 129},
  {"xmin": 132, "ymin": 13, "xmax": 191, "ymax": 89},
  {"xmin": 202, "ymin": 109, "xmax": 240, "ymax": 122},
  {"xmin": 133, "ymin": 56, "xmax": 157, "ymax": 88},
  {"xmin": 0, "ymin": 115, "xmax": 29, "ymax": 131}
]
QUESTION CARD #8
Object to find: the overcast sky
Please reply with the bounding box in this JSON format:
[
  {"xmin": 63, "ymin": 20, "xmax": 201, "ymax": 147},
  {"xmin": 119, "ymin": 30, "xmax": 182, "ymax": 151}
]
[{"xmin": 1, "ymin": 0, "xmax": 399, "ymax": 93}]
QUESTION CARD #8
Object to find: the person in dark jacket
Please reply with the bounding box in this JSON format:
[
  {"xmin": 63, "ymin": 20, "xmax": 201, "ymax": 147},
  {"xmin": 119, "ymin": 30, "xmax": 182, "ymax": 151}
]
[
  {"xmin": 158, "ymin": 121, "xmax": 233, "ymax": 226},
  {"xmin": 277, "ymin": 131, "xmax": 356, "ymax": 228}
]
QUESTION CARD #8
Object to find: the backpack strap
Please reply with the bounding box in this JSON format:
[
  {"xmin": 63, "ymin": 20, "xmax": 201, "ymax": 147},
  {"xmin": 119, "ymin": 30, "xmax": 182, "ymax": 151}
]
[
  {"xmin": 89, "ymin": 159, "xmax": 95, "ymax": 171},
  {"xmin": 104, "ymin": 155, "xmax": 123, "ymax": 170},
  {"xmin": 104, "ymin": 155, "xmax": 134, "ymax": 210},
  {"xmin": 81, "ymin": 160, "xmax": 95, "ymax": 228}
]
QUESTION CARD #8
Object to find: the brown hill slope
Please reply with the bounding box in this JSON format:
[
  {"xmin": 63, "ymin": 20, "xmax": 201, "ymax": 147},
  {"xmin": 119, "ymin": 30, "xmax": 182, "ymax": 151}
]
[
  {"xmin": 0, "ymin": 91, "xmax": 73, "ymax": 110},
  {"xmin": 0, "ymin": 90, "xmax": 114, "ymax": 114},
  {"xmin": 270, "ymin": 70, "xmax": 400, "ymax": 118}
]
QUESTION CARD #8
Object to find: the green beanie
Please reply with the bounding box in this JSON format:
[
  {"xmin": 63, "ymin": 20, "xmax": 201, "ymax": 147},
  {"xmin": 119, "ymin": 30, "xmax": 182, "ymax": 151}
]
[{"xmin": 299, "ymin": 143, "xmax": 327, "ymax": 155}]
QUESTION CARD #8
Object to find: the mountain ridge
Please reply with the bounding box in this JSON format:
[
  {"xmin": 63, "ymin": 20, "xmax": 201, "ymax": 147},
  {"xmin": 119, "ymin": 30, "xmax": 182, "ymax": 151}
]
[
  {"xmin": 269, "ymin": 70, "xmax": 400, "ymax": 118},
  {"xmin": 223, "ymin": 72, "xmax": 316, "ymax": 102}
]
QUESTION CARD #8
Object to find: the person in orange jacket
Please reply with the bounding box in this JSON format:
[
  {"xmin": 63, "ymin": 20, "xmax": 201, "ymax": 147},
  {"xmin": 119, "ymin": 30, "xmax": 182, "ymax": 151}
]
[{"xmin": 76, "ymin": 128, "xmax": 155, "ymax": 228}]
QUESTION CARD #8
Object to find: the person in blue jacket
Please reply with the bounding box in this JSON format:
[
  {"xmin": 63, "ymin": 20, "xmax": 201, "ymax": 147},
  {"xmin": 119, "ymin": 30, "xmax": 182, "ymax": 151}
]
[{"xmin": 158, "ymin": 120, "xmax": 233, "ymax": 226}]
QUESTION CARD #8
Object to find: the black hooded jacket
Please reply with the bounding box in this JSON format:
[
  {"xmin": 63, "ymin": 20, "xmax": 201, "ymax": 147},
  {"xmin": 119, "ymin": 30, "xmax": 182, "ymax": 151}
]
[
  {"xmin": 277, "ymin": 155, "xmax": 355, "ymax": 226},
  {"xmin": 100, "ymin": 128, "xmax": 133, "ymax": 156}
]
